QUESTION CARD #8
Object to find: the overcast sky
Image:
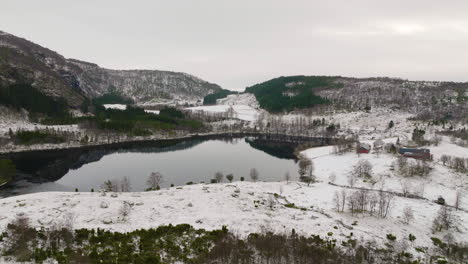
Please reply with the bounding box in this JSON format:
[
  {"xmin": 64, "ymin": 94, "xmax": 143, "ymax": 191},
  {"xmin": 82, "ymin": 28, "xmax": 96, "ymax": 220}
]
[{"xmin": 1, "ymin": 0, "xmax": 468, "ymax": 90}]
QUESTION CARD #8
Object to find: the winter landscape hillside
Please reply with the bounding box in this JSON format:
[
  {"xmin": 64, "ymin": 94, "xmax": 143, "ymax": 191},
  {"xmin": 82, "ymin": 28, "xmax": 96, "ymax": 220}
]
[{"xmin": 0, "ymin": 7, "xmax": 468, "ymax": 263}]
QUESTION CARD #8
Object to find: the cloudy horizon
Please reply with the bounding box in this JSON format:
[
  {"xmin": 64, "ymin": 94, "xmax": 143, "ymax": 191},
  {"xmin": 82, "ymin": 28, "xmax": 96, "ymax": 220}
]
[{"xmin": 1, "ymin": 0, "xmax": 468, "ymax": 90}]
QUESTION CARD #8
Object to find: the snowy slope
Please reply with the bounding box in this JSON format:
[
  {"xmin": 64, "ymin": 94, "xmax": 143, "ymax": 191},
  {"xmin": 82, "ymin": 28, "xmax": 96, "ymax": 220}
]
[
  {"xmin": 301, "ymin": 137, "xmax": 468, "ymax": 207},
  {"xmin": 0, "ymin": 181, "xmax": 467, "ymax": 251},
  {"xmin": 186, "ymin": 105, "xmax": 260, "ymax": 122}
]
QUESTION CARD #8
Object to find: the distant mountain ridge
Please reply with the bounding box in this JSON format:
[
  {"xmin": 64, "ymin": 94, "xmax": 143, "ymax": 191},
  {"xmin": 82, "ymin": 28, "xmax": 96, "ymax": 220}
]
[{"xmin": 0, "ymin": 30, "xmax": 222, "ymax": 108}]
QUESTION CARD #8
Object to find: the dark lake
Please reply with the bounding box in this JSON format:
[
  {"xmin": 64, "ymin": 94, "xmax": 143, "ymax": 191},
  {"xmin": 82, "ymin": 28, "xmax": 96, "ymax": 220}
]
[{"xmin": 1, "ymin": 136, "xmax": 304, "ymax": 196}]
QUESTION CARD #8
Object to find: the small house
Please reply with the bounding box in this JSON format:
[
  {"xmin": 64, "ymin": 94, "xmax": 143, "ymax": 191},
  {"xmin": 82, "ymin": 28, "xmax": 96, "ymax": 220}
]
[
  {"xmin": 357, "ymin": 143, "xmax": 371, "ymax": 154},
  {"xmin": 398, "ymin": 148, "xmax": 431, "ymax": 160}
]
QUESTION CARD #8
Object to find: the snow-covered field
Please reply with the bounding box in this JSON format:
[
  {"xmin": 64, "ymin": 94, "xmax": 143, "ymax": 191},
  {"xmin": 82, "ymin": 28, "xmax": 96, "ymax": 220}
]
[
  {"xmin": 0, "ymin": 181, "xmax": 467, "ymax": 251},
  {"xmin": 186, "ymin": 105, "xmax": 260, "ymax": 122}
]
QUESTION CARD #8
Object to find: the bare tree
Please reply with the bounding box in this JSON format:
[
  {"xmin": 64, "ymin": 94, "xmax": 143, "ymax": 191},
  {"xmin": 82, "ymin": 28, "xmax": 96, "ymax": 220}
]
[
  {"xmin": 284, "ymin": 172, "xmax": 291, "ymax": 184},
  {"xmin": 215, "ymin": 171, "xmax": 224, "ymax": 183},
  {"xmin": 454, "ymin": 190, "xmax": 463, "ymax": 211},
  {"xmin": 453, "ymin": 157, "xmax": 466, "ymax": 172},
  {"xmin": 432, "ymin": 206, "xmax": 454, "ymax": 232},
  {"xmin": 400, "ymin": 180, "xmax": 412, "ymax": 197},
  {"xmin": 348, "ymin": 174, "xmax": 357, "ymax": 187},
  {"xmin": 440, "ymin": 155, "xmax": 451, "ymax": 166},
  {"xmin": 378, "ymin": 190, "xmax": 394, "ymax": 218},
  {"xmin": 348, "ymin": 191, "xmax": 359, "ymax": 215},
  {"xmin": 226, "ymin": 173, "xmax": 234, "ymax": 183},
  {"xmin": 402, "ymin": 206, "xmax": 414, "ymax": 224},
  {"xmin": 352, "ymin": 159, "xmax": 373, "ymax": 178},
  {"xmin": 333, "ymin": 191, "xmax": 341, "ymax": 212},
  {"xmin": 340, "ymin": 189, "xmax": 347, "ymax": 212},
  {"xmin": 120, "ymin": 177, "xmax": 132, "ymax": 192},
  {"xmin": 250, "ymin": 168, "xmax": 259, "ymax": 182},
  {"xmin": 118, "ymin": 201, "xmax": 132, "ymax": 223},
  {"xmin": 368, "ymin": 193, "xmax": 378, "ymax": 216},
  {"xmin": 147, "ymin": 172, "xmax": 163, "ymax": 191}
]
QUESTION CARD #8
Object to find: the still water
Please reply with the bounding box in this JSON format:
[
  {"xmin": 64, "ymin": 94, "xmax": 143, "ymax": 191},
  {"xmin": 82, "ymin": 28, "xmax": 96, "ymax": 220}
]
[{"xmin": 3, "ymin": 137, "xmax": 301, "ymax": 195}]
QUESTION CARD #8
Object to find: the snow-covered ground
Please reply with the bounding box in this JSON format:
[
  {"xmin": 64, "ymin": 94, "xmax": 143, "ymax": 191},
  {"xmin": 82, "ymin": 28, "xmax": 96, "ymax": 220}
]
[
  {"xmin": 217, "ymin": 93, "xmax": 260, "ymax": 109},
  {"xmin": 302, "ymin": 137, "xmax": 468, "ymax": 207},
  {"xmin": 103, "ymin": 104, "xmax": 160, "ymax": 114},
  {"xmin": 0, "ymin": 181, "xmax": 467, "ymax": 250},
  {"xmin": 103, "ymin": 104, "xmax": 127, "ymax": 110},
  {"xmin": 186, "ymin": 105, "xmax": 260, "ymax": 122}
]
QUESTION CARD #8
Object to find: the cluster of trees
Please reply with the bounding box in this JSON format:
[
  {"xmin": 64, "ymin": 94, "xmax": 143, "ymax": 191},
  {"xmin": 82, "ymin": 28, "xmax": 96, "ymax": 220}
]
[
  {"xmin": 76, "ymin": 105, "xmax": 205, "ymax": 136},
  {"xmin": 333, "ymin": 189, "xmax": 394, "ymax": 218},
  {"xmin": 440, "ymin": 155, "xmax": 468, "ymax": 172},
  {"xmin": 411, "ymin": 128, "xmax": 427, "ymax": 145},
  {"xmin": 5, "ymin": 216, "xmax": 467, "ymax": 264},
  {"xmin": 92, "ymin": 90, "xmax": 134, "ymax": 105},
  {"xmin": 202, "ymin": 89, "xmax": 237, "ymax": 105},
  {"xmin": 245, "ymin": 76, "xmax": 336, "ymax": 112},
  {"xmin": 11, "ymin": 129, "xmax": 67, "ymax": 145},
  {"xmin": 395, "ymin": 156, "xmax": 431, "ymax": 177},
  {"xmin": 212, "ymin": 172, "xmax": 235, "ymax": 183},
  {"xmin": 101, "ymin": 176, "xmax": 132, "ymax": 192},
  {"xmin": 438, "ymin": 128, "xmax": 468, "ymax": 147},
  {"xmin": 185, "ymin": 109, "xmax": 233, "ymax": 123},
  {"xmin": 0, "ymin": 83, "xmax": 69, "ymax": 118},
  {"xmin": 212, "ymin": 169, "xmax": 258, "ymax": 183},
  {"xmin": 255, "ymin": 114, "xmax": 339, "ymax": 137}
]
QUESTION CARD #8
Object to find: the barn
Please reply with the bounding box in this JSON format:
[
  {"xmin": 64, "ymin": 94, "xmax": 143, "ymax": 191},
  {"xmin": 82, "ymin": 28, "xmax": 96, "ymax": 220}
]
[
  {"xmin": 398, "ymin": 148, "xmax": 431, "ymax": 160},
  {"xmin": 357, "ymin": 143, "xmax": 371, "ymax": 154}
]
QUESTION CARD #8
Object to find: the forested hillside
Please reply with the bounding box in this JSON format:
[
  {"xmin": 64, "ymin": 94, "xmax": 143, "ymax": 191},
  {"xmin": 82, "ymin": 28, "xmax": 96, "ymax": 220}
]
[{"xmin": 245, "ymin": 76, "xmax": 337, "ymax": 112}]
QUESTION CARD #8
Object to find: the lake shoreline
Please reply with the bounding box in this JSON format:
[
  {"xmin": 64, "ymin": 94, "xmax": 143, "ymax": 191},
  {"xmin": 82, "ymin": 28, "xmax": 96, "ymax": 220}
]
[
  {"xmin": 0, "ymin": 131, "xmax": 335, "ymax": 155},
  {"xmin": 0, "ymin": 133, "xmax": 335, "ymax": 191}
]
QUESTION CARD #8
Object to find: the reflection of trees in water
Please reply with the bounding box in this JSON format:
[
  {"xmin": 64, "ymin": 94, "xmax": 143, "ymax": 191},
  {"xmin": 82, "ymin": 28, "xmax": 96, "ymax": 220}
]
[
  {"xmin": 1, "ymin": 135, "xmax": 321, "ymax": 187},
  {"xmin": 113, "ymin": 139, "xmax": 205, "ymax": 154},
  {"xmin": 245, "ymin": 138, "xmax": 298, "ymax": 160},
  {"xmin": 2, "ymin": 139, "xmax": 205, "ymax": 185}
]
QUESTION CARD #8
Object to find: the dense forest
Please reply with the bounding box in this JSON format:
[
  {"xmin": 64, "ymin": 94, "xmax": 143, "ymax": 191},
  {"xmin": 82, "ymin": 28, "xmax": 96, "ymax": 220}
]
[
  {"xmin": 45, "ymin": 105, "xmax": 205, "ymax": 136},
  {"xmin": 245, "ymin": 76, "xmax": 340, "ymax": 112},
  {"xmin": 0, "ymin": 83, "xmax": 69, "ymax": 118},
  {"xmin": 203, "ymin": 89, "xmax": 238, "ymax": 105},
  {"xmin": 92, "ymin": 90, "xmax": 134, "ymax": 105}
]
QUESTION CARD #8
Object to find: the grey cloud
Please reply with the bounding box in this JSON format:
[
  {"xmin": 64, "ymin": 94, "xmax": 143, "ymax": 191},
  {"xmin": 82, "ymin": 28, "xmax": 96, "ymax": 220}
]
[{"xmin": 1, "ymin": 0, "xmax": 467, "ymax": 90}]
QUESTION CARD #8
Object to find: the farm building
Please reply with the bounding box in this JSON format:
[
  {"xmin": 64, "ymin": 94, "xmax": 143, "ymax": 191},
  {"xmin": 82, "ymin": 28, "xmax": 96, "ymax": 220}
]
[
  {"xmin": 357, "ymin": 143, "xmax": 371, "ymax": 154},
  {"xmin": 398, "ymin": 148, "xmax": 431, "ymax": 160}
]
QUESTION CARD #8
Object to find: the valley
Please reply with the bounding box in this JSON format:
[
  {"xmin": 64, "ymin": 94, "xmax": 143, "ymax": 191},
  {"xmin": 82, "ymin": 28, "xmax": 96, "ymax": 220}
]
[{"xmin": 0, "ymin": 30, "xmax": 467, "ymax": 263}]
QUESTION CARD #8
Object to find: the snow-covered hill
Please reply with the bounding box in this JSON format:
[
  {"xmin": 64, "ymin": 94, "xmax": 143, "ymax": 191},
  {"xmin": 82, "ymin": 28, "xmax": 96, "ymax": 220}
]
[{"xmin": 0, "ymin": 30, "xmax": 222, "ymax": 106}]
